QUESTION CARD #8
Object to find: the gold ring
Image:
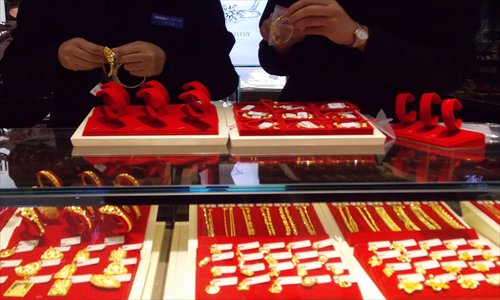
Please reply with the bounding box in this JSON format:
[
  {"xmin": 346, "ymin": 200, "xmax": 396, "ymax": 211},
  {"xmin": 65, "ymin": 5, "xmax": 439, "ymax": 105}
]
[
  {"xmin": 113, "ymin": 173, "xmax": 141, "ymax": 186},
  {"xmin": 99, "ymin": 205, "xmax": 133, "ymax": 232},
  {"xmin": 19, "ymin": 208, "xmax": 45, "ymax": 236},
  {"xmin": 90, "ymin": 274, "xmax": 121, "ymax": 289},
  {"xmin": 64, "ymin": 206, "xmax": 93, "ymax": 231},
  {"xmin": 79, "ymin": 171, "xmax": 103, "ymax": 186},
  {"xmin": 36, "ymin": 170, "xmax": 63, "ymax": 187}
]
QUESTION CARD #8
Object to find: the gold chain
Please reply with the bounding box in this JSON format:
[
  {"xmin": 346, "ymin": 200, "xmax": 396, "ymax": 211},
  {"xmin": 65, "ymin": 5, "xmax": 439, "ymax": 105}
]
[
  {"xmin": 374, "ymin": 206, "xmax": 402, "ymax": 231},
  {"xmin": 428, "ymin": 203, "xmax": 465, "ymax": 229},
  {"xmin": 223, "ymin": 207, "xmax": 229, "ymax": 237},
  {"xmin": 261, "ymin": 207, "xmax": 276, "ymax": 236},
  {"xmin": 410, "ymin": 204, "xmax": 441, "ymax": 230},
  {"xmin": 482, "ymin": 203, "xmax": 500, "ymax": 220},
  {"xmin": 297, "ymin": 205, "xmax": 317, "ymax": 235},
  {"xmin": 356, "ymin": 206, "xmax": 380, "ymax": 232},
  {"xmin": 284, "ymin": 207, "xmax": 299, "ymax": 236},
  {"xmin": 279, "ymin": 207, "xmax": 291, "ymax": 236},
  {"xmin": 229, "ymin": 207, "xmax": 236, "ymax": 237},
  {"xmin": 393, "ymin": 205, "xmax": 421, "ymax": 231},
  {"xmin": 202, "ymin": 207, "xmax": 215, "ymax": 237},
  {"xmin": 240, "ymin": 207, "xmax": 256, "ymax": 236},
  {"xmin": 337, "ymin": 205, "xmax": 359, "ymax": 233}
]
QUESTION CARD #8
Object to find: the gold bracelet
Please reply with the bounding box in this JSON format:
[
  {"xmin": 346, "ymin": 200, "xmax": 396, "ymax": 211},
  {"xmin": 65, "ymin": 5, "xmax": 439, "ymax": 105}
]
[
  {"xmin": 393, "ymin": 205, "xmax": 420, "ymax": 231},
  {"xmin": 297, "ymin": 205, "xmax": 316, "ymax": 235},
  {"xmin": 99, "ymin": 205, "xmax": 133, "ymax": 232},
  {"xmin": 261, "ymin": 207, "xmax": 276, "ymax": 236},
  {"xmin": 79, "ymin": 170, "xmax": 103, "ymax": 186},
  {"xmin": 113, "ymin": 173, "xmax": 141, "ymax": 186},
  {"xmin": 19, "ymin": 208, "xmax": 45, "ymax": 236},
  {"xmin": 36, "ymin": 170, "xmax": 63, "ymax": 187},
  {"xmin": 270, "ymin": 15, "xmax": 293, "ymax": 45},
  {"xmin": 482, "ymin": 203, "xmax": 500, "ymax": 220},
  {"xmin": 428, "ymin": 203, "xmax": 465, "ymax": 229},
  {"xmin": 374, "ymin": 206, "xmax": 402, "ymax": 231},
  {"xmin": 229, "ymin": 207, "xmax": 236, "ymax": 237},
  {"xmin": 202, "ymin": 207, "xmax": 215, "ymax": 237},
  {"xmin": 65, "ymin": 206, "xmax": 93, "ymax": 231},
  {"xmin": 356, "ymin": 206, "xmax": 380, "ymax": 232},
  {"xmin": 240, "ymin": 207, "xmax": 255, "ymax": 236},
  {"xmin": 114, "ymin": 63, "xmax": 146, "ymax": 89},
  {"xmin": 223, "ymin": 207, "xmax": 229, "ymax": 237},
  {"xmin": 121, "ymin": 205, "xmax": 142, "ymax": 219},
  {"xmin": 279, "ymin": 207, "xmax": 291, "ymax": 236},
  {"xmin": 337, "ymin": 205, "xmax": 358, "ymax": 233},
  {"xmin": 410, "ymin": 204, "xmax": 441, "ymax": 230},
  {"xmin": 284, "ymin": 206, "xmax": 298, "ymax": 236}
]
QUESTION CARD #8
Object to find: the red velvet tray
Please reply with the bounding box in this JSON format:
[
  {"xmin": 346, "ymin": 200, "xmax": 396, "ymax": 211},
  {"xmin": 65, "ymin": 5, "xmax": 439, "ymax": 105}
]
[
  {"xmin": 82, "ymin": 104, "xmax": 218, "ymax": 136},
  {"xmin": 0, "ymin": 206, "xmax": 150, "ymax": 299}
]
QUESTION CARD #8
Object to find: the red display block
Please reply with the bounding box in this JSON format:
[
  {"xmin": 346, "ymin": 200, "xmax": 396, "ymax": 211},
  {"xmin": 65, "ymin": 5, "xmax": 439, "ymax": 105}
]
[
  {"xmin": 391, "ymin": 93, "xmax": 485, "ymax": 149},
  {"xmin": 233, "ymin": 100, "xmax": 374, "ymax": 136},
  {"xmin": 354, "ymin": 237, "xmax": 500, "ymax": 299},
  {"xmin": 326, "ymin": 202, "xmax": 478, "ymax": 247}
]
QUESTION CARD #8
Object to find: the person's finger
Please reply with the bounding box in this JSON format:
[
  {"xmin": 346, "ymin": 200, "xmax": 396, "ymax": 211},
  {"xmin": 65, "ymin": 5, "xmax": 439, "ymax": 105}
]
[
  {"xmin": 288, "ymin": 0, "xmax": 328, "ymax": 17},
  {"xmin": 294, "ymin": 16, "xmax": 329, "ymax": 31},
  {"xmin": 118, "ymin": 53, "xmax": 145, "ymax": 64},
  {"xmin": 74, "ymin": 47, "xmax": 107, "ymax": 64},
  {"xmin": 288, "ymin": 5, "xmax": 331, "ymax": 24}
]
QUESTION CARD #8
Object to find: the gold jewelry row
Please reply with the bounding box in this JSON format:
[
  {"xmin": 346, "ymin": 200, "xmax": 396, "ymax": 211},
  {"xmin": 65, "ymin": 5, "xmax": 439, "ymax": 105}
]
[
  {"xmin": 410, "ymin": 204, "xmax": 441, "ymax": 230},
  {"xmin": 261, "ymin": 207, "xmax": 276, "ymax": 236},
  {"xmin": 202, "ymin": 208, "xmax": 215, "ymax": 237},
  {"xmin": 356, "ymin": 206, "xmax": 380, "ymax": 232},
  {"xmin": 297, "ymin": 205, "xmax": 316, "ymax": 235},
  {"xmin": 393, "ymin": 205, "xmax": 421, "ymax": 231},
  {"xmin": 374, "ymin": 206, "xmax": 402, "ymax": 231},
  {"xmin": 429, "ymin": 203, "xmax": 465, "ymax": 229},
  {"xmin": 240, "ymin": 207, "xmax": 256, "ymax": 236},
  {"xmin": 338, "ymin": 205, "xmax": 358, "ymax": 233}
]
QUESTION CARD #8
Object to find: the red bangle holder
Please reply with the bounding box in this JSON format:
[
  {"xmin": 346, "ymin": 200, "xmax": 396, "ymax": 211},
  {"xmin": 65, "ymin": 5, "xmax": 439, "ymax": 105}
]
[
  {"xmin": 233, "ymin": 100, "xmax": 374, "ymax": 136},
  {"xmin": 391, "ymin": 93, "xmax": 485, "ymax": 148},
  {"xmin": 82, "ymin": 81, "xmax": 219, "ymax": 136}
]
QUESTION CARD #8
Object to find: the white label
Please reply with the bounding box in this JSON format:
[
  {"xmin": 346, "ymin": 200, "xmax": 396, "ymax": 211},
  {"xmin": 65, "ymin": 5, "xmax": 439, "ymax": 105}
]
[
  {"xmin": 29, "ymin": 275, "xmax": 52, "ymax": 284},
  {"xmin": 297, "ymin": 261, "xmax": 322, "ymax": 271},
  {"xmin": 406, "ymin": 249, "xmax": 428, "ymax": 259},
  {"xmin": 60, "ymin": 236, "xmax": 81, "ymax": 247},
  {"xmin": 413, "ymin": 260, "xmax": 440, "ymax": 270},
  {"xmin": 272, "ymin": 261, "xmax": 294, "ymax": 272},
  {"xmin": 393, "ymin": 239, "xmax": 417, "ymax": 248},
  {"xmin": 258, "ymin": 122, "xmax": 274, "ymax": 129},
  {"xmin": 76, "ymin": 257, "xmax": 100, "ymax": 267},
  {"xmin": 397, "ymin": 273, "xmax": 425, "ymax": 282},
  {"xmin": 0, "ymin": 276, "xmax": 7, "ymax": 284},
  {"xmin": 327, "ymin": 103, "xmax": 346, "ymax": 109},
  {"xmin": 441, "ymin": 260, "xmax": 468, "ymax": 268},
  {"xmin": 457, "ymin": 249, "xmax": 483, "ymax": 257},
  {"xmin": 121, "ymin": 257, "xmax": 138, "ymax": 266},
  {"xmin": 241, "ymin": 252, "xmax": 264, "ymax": 262},
  {"xmin": 326, "ymin": 262, "xmax": 347, "ymax": 271},
  {"xmin": 483, "ymin": 249, "xmax": 500, "ymax": 258},
  {"xmin": 212, "ymin": 277, "xmax": 238, "ymax": 286},
  {"xmin": 243, "ymin": 263, "xmax": 265, "ymax": 272},
  {"xmin": 319, "ymin": 250, "xmax": 340, "ymax": 259},
  {"xmin": 468, "ymin": 260, "xmax": 496, "ymax": 268},
  {"xmin": 212, "ymin": 251, "xmax": 234, "ymax": 262},
  {"xmin": 70, "ymin": 274, "xmax": 92, "ymax": 284},
  {"xmin": 263, "ymin": 242, "xmax": 285, "ymax": 250},
  {"xmin": 246, "ymin": 274, "xmax": 271, "ymax": 285},
  {"xmin": 87, "ymin": 244, "xmax": 106, "ymax": 251},
  {"xmin": 17, "ymin": 240, "xmax": 39, "ymax": 248},
  {"xmin": 313, "ymin": 239, "xmax": 334, "ymax": 249},
  {"xmin": 213, "ymin": 266, "xmax": 237, "ymax": 274},
  {"xmin": 271, "ymin": 251, "xmax": 292, "ymax": 260},
  {"xmin": 377, "ymin": 250, "xmax": 401, "ymax": 260},
  {"xmin": 368, "ymin": 241, "xmax": 391, "ymax": 250},
  {"xmin": 0, "ymin": 260, "xmax": 22, "ymax": 268},
  {"xmin": 443, "ymin": 238, "xmax": 467, "ymax": 247},
  {"xmin": 386, "ymin": 262, "xmax": 412, "ymax": 271},
  {"xmin": 462, "ymin": 273, "xmax": 486, "ymax": 282},
  {"xmin": 297, "ymin": 121, "xmax": 319, "ymax": 128},
  {"xmin": 297, "ymin": 112, "xmax": 309, "ymax": 118},
  {"xmin": 485, "ymin": 274, "xmax": 500, "ymax": 283},
  {"xmin": 419, "ymin": 238, "xmax": 442, "ymax": 248},
  {"xmin": 212, "ymin": 244, "xmax": 233, "ymax": 251},
  {"xmin": 237, "ymin": 242, "xmax": 260, "ymax": 251},
  {"xmin": 343, "ymin": 113, "xmax": 357, "ymax": 119},
  {"xmin": 278, "ymin": 276, "xmax": 302, "ymax": 285},
  {"xmin": 288, "ymin": 240, "xmax": 311, "ymax": 250},
  {"xmin": 15, "ymin": 244, "xmax": 36, "ymax": 253},
  {"xmin": 338, "ymin": 122, "xmax": 360, "ymax": 128},
  {"xmin": 312, "ymin": 275, "xmax": 332, "ymax": 284},
  {"xmin": 122, "ymin": 243, "xmax": 143, "ymax": 251},
  {"xmin": 295, "ymin": 250, "xmax": 319, "ymax": 260},
  {"xmin": 335, "ymin": 275, "xmax": 357, "ymax": 284},
  {"xmin": 467, "ymin": 239, "xmax": 487, "ymax": 247},
  {"xmin": 241, "ymin": 105, "xmax": 255, "ymax": 111},
  {"xmin": 113, "ymin": 273, "xmax": 132, "ymax": 282},
  {"xmin": 431, "ymin": 250, "xmax": 456, "ymax": 258},
  {"xmin": 434, "ymin": 273, "xmax": 456, "ymax": 282},
  {"xmin": 41, "ymin": 259, "xmax": 61, "ymax": 267},
  {"xmin": 282, "ymin": 105, "xmax": 305, "ymax": 110},
  {"xmin": 104, "ymin": 236, "xmax": 125, "ymax": 246},
  {"xmin": 90, "ymin": 83, "xmax": 103, "ymax": 96},
  {"xmin": 54, "ymin": 246, "xmax": 71, "ymax": 253}
]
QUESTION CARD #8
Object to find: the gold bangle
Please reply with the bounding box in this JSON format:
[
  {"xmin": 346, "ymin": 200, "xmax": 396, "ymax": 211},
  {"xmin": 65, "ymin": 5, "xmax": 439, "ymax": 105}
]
[
  {"xmin": 79, "ymin": 170, "xmax": 103, "ymax": 186},
  {"xmin": 99, "ymin": 205, "xmax": 133, "ymax": 232},
  {"xmin": 410, "ymin": 204, "xmax": 441, "ymax": 230},
  {"xmin": 261, "ymin": 207, "xmax": 276, "ymax": 236},
  {"xmin": 284, "ymin": 206, "xmax": 298, "ymax": 236},
  {"xmin": 19, "ymin": 208, "xmax": 45, "ymax": 236},
  {"xmin": 428, "ymin": 203, "xmax": 465, "ymax": 229},
  {"xmin": 121, "ymin": 205, "xmax": 142, "ymax": 219},
  {"xmin": 393, "ymin": 205, "xmax": 420, "ymax": 231},
  {"xmin": 114, "ymin": 63, "xmax": 146, "ymax": 89},
  {"xmin": 356, "ymin": 206, "xmax": 380, "ymax": 232},
  {"xmin": 114, "ymin": 173, "xmax": 141, "ymax": 186},
  {"xmin": 337, "ymin": 205, "xmax": 358, "ymax": 233},
  {"xmin": 64, "ymin": 206, "xmax": 93, "ymax": 231},
  {"xmin": 202, "ymin": 207, "xmax": 215, "ymax": 237},
  {"xmin": 278, "ymin": 207, "xmax": 291, "ymax": 236},
  {"xmin": 297, "ymin": 205, "xmax": 316, "ymax": 235},
  {"xmin": 374, "ymin": 206, "xmax": 402, "ymax": 231},
  {"xmin": 36, "ymin": 170, "xmax": 63, "ymax": 187},
  {"xmin": 240, "ymin": 207, "xmax": 255, "ymax": 236}
]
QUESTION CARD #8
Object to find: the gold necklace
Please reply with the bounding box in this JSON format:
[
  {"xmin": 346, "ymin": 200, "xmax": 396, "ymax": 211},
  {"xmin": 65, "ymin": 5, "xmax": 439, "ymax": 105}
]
[
  {"xmin": 428, "ymin": 203, "xmax": 465, "ymax": 229},
  {"xmin": 410, "ymin": 204, "xmax": 441, "ymax": 230},
  {"xmin": 374, "ymin": 206, "xmax": 402, "ymax": 231},
  {"xmin": 297, "ymin": 205, "xmax": 316, "ymax": 235},
  {"xmin": 393, "ymin": 205, "xmax": 421, "ymax": 231},
  {"xmin": 284, "ymin": 207, "xmax": 299, "ymax": 236},
  {"xmin": 337, "ymin": 205, "xmax": 359, "ymax": 233},
  {"xmin": 229, "ymin": 207, "xmax": 236, "ymax": 237},
  {"xmin": 202, "ymin": 207, "xmax": 215, "ymax": 237},
  {"xmin": 356, "ymin": 206, "xmax": 380, "ymax": 232},
  {"xmin": 279, "ymin": 207, "xmax": 291, "ymax": 236},
  {"xmin": 261, "ymin": 207, "xmax": 276, "ymax": 236},
  {"xmin": 240, "ymin": 207, "xmax": 255, "ymax": 236}
]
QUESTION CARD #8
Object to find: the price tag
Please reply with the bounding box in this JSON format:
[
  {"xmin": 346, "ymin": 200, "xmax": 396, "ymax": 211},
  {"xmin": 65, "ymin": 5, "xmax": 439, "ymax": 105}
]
[
  {"xmin": 441, "ymin": 260, "xmax": 468, "ymax": 268},
  {"xmin": 113, "ymin": 273, "xmax": 132, "ymax": 282},
  {"xmin": 278, "ymin": 276, "xmax": 302, "ymax": 285},
  {"xmin": 41, "ymin": 259, "xmax": 61, "ymax": 267},
  {"xmin": 326, "ymin": 262, "xmax": 347, "ymax": 271},
  {"xmin": 430, "ymin": 250, "xmax": 456, "ymax": 258},
  {"xmin": 270, "ymin": 251, "xmax": 292, "ymax": 260},
  {"xmin": 237, "ymin": 242, "xmax": 260, "ymax": 251},
  {"xmin": 29, "ymin": 275, "xmax": 52, "ymax": 284},
  {"xmin": 212, "ymin": 277, "xmax": 238, "ymax": 286},
  {"xmin": 243, "ymin": 263, "xmax": 265, "ymax": 272},
  {"xmin": 393, "ymin": 239, "xmax": 417, "ymax": 248},
  {"xmin": 0, "ymin": 276, "xmax": 8, "ymax": 284},
  {"xmin": 377, "ymin": 249, "xmax": 400, "ymax": 260},
  {"xmin": 418, "ymin": 238, "xmax": 442, "ymax": 248},
  {"xmin": 54, "ymin": 246, "xmax": 71, "ymax": 253},
  {"xmin": 246, "ymin": 274, "xmax": 271, "ymax": 285},
  {"xmin": 319, "ymin": 250, "xmax": 340, "ymax": 259},
  {"xmin": 70, "ymin": 274, "xmax": 92, "ymax": 284},
  {"xmin": 241, "ymin": 105, "xmax": 255, "ymax": 111},
  {"xmin": 297, "ymin": 261, "xmax": 322, "ymax": 271},
  {"xmin": 311, "ymin": 275, "xmax": 332, "ymax": 284},
  {"xmin": 76, "ymin": 257, "xmax": 100, "ymax": 267},
  {"xmin": 397, "ymin": 273, "xmax": 425, "ymax": 282},
  {"xmin": 0, "ymin": 260, "xmax": 22, "ymax": 268},
  {"xmin": 457, "ymin": 249, "xmax": 483, "ymax": 257},
  {"xmin": 241, "ymin": 252, "xmax": 264, "ymax": 262},
  {"xmin": 263, "ymin": 242, "xmax": 285, "ymax": 250},
  {"xmin": 104, "ymin": 236, "xmax": 125, "ymax": 246},
  {"xmin": 413, "ymin": 260, "xmax": 440, "ymax": 270},
  {"xmin": 60, "ymin": 236, "xmax": 81, "ymax": 247},
  {"xmin": 462, "ymin": 273, "xmax": 486, "ymax": 282},
  {"xmin": 212, "ymin": 266, "xmax": 237, "ymax": 274},
  {"xmin": 406, "ymin": 249, "xmax": 428, "ymax": 259},
  {"xmin": 386, "ymin": 262, "xmax": 412, "ymax": 271},
  {"xmin": 272, "ymin": 261, "xmax": 294, "ymax": 272},
  {"xmin": 287, "ymin": 240, "xmax": 311, "ymax": 250},
  {"xmin": 368, "ymin": 241, "xmax": 391, "ymax": 250},
  {"xmin": 211, "ymin": 244, "xmax": 233, "ymax": 251},
  {"xmin": 468, "ymin": 260, "xmax": 496, "ymax": 268},
  {"xmin": 87, "ymin": 244, "xmax": 106, "ymax": 252},
  {"xmin": 313, "ymin": 239, "xmax": 334, "ymax": 249},
  {"xmin": 212, "ymin": 251, "xmax": 234, "ymax": 262},
  {"xmin": 434, "ymin": 273, "xmax": 456, "ymax": 282},
  {"xmin": 121, "ymin": 257, "xmax": 138, "ymax": 266},
  {"xmin": 294, "ymin": 250, "xmax": 318, "ymax": 260},
  {"xmin": 327, "ymin": 102, "xmax": 346, "ymax": 109},
  {"xmin": 443, "ymin": 238, "xmax": 467, "ymax": 248},
  {"xmin": 122, "ymin": 243, "xmax": 143, "ymax": 251}
]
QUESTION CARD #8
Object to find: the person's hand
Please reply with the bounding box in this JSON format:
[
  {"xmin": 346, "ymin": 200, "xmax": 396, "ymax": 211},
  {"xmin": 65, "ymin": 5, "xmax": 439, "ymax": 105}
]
[
  {"xmin": 260, "ymin": 13, "xmax": 306, "ymax": 54},
  {"xmin": 58, "ymin": 38, "xmax": 106, "ymax": 71},
  {"xmin": 114, "ymin": 41, "xmax": 166, "ymax": 77},
  {"xmin": 287, "ymin": 0, "xmax": 358, "ymax": 46}
]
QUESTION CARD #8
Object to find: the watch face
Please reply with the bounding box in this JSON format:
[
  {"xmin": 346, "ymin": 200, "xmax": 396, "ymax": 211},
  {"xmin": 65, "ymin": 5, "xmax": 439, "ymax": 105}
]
[{"xmin": 356, "ymin": 29, "xmax": 369, "ymax": 41}]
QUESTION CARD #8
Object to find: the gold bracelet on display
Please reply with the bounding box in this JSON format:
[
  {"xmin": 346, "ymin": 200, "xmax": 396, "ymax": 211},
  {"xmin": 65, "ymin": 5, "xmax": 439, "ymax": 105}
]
[
  {"xmin": 428, "ymin": 203, "xmax": 465, "ymax": 229},
  {"xmin": 393, "ymin": 205, "xmax": 421, "ymax": 231},
  {"xmin": 297, "ymin": 205, "xmax": 316, "ymax": 235},
  {"xmin": 374, "ymin": 206, "xmax": 402, "ymax": 231},
  {"xmin": 202, "ymin": 207, "xmax": 215, "ymax": 237},
  {"xmin": 355, "ymin": 206, "xmax": 380, "ymax": 232},
  {"xmin": 99, "ymin": 205, "xmax": 133, "ymax": 232},
  {"xmin": 19, "ymin": 208, "xmax": 45, "ymax": 236},
  {"xmin": 240, "ymin": 207, "xmax": 255, "ymax": 236},
  {"xmin": 36, "ymin": 170, "xmax": 63, "ymax": 187},
  {"xmin": 79, "ymin": 170, "xmax": 103, "ymax": 186},
  {"xmin": 64, "ymin": 206, "xmax": 93, "ymax": 231},
  {"xmin": 261, "ymin": 207, "xmax": 276, "ymax": 236},
  {"xmin": 113, "ymin": 173, "xmax": 141, "ymax": 186},
  {"xmin": 337, "ymin": 205, "xmax": 358, "ymax": 233},
  {"xmin": 278, "ymin": 207, "xmax": 291, "ymax": 236},
  {"xmin": 410, "ymin": 204, "xmax": 441, "ymax": 230},
  {"xmin": 284, "ymin": 206, "xmax": 298, "ymax": 236},
  {"xmin": 114, "ymin": 63, "xmax": 146, "ymax": 89}
]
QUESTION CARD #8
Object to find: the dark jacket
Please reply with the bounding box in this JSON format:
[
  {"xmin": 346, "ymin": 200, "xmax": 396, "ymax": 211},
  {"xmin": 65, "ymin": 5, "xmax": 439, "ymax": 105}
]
[
  {"xmin": 0, "ymin": 0, "xmax": 238, "ymax": 127},
  {"xmin": 259, "ymin": 0, "xmax": 480, "ymax": 118}
]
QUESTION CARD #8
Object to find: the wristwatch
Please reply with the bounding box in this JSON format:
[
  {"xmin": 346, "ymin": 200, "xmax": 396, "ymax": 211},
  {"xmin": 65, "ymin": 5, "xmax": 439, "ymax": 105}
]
[{"xmin": 349, "ymin": 24, "xmax": 369, "ymax": 49}]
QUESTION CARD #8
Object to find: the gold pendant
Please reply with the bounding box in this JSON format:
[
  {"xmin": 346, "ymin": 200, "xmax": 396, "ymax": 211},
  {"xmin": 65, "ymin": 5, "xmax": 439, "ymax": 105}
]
[
  {"xmin": 109, "ymin": 248, "xmax": 127, "ymax": 262},
  {"xmin": 457, "ymin": 275, "xmax": 479, "ymax": 289},
  {"xmin": 210, "ymin": 267, "xmax": 222, "ymax": 277},
  {"xmin": 90, "ymin": 274, "xmax": 121, "ymax": 289},
  {"xmin": 383, "ymin": 266, "xmax": 394, "ymax": 277},
  {"xmin": 103, "ymin": 262, "xmax": 128, "ymax": 276},
  {"xmin": 237, "ymin": 279, "xmax": 250, "ymax": 291},
  {"xmin": 301, "ymin": 276, "xmax": 317, "ymax": 287},
  {"xmin": 54, "ymin": 263, "xmax": 77, "ymax": 279},
  {"xmin": 0, "ymin": 247, "xmax": 16, "ymax": 258},
  {"xmin": 268, "ymin": 280, "xmax": 283, "ymax": 294},
  {"xmin": 3, "ymin": 280, "xmax": 34, "ymax": 297},
  {"xmin": 15, "ymin": 261, "xmax": 41, "ymax": 278},
  {"xmin": 424, "ymin": 276, "xmax": 449, "ymax": 292},
  {"xmin": 398, "ymin": 279, "xmax": 423, "ymax": 294},
  {"xmin": 442, "ymin": 265, "xmax": 462, "ymax": 275},
  {"xmin": 205, "ymin": 282, "xmax": 220, "ymax": 294},
  {"xmin": 368, "ymin": 255, "xmax": 382, "ymax": 267},
  {"xmin": 47, "ymin": 279, "xmax": 72, "ymax": 297},
  {"xmin": 198, "ymin": 256, "xmax": 211, "ymax": 267},
  {"xmin": 73, "ymin": 249, "xmax": 90, "ymax": 263},
  {"xmin": 41, "ymin": 247, "xmax": 64, "ymax": 261}
]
